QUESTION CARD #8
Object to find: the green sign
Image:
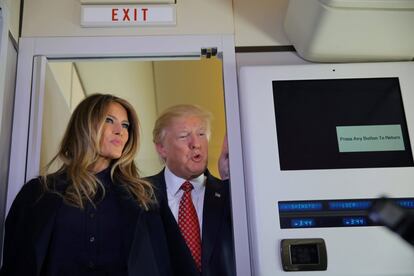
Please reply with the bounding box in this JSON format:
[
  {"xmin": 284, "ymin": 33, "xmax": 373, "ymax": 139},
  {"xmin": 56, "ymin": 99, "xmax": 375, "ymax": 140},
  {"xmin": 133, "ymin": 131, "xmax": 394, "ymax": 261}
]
[{"xmin": 336, "ymin": 125, "xmax": 405, "ymax": 152}]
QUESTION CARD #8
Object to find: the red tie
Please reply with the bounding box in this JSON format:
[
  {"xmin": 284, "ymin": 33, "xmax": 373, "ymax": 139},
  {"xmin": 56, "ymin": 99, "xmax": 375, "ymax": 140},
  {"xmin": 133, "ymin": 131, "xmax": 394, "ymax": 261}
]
[{"xmin": 178, "ymin": 181, "xmax": 202, "ymax": 271}]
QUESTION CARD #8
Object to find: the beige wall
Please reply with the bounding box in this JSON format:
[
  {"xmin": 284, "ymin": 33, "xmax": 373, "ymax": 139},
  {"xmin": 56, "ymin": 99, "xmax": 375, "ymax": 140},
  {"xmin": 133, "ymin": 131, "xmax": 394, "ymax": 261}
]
[
  {"xmin": 48, "ymin": 63, "xmax": 72, "ymax": 107},
  {"xmin": 21, "ymin": 0, "xmax": 291, "ymax": 46},
  {"xmin": 5, "ymin": 0, "xmax": 20, "ymax": 40},
  {"xmin": 41, "ymin": 64, "xmax": 72, "ymax": 172},
  {"xmin": 47, "ymin": 62, "xmax": 86, "ymax": 111},
  {"xmin": 41, "ymin": 62, "xmax": 85, "ymax": 171},
  {"xmin": 233, "ymin": 0, "xmax": 290, "ymax": 46},
  {"xmin": 22, "ymin": 0, "xmax": 234, "ymax": 37}
]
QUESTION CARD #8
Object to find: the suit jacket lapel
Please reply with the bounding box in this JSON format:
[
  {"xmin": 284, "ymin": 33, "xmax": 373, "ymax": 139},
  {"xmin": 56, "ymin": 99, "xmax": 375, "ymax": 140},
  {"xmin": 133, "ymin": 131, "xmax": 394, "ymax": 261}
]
[
  {"xmin": 201, "ymin": 172, "xmax": 226, "ymax": 270},
  {"xmin": 150, "ymin": 171, "xmax": 178, "ymax": 227},
  {"xmin": 150, "ymin": 170, "xmax": 199, "ymax": 275},
  {"xmin": 111, "ymin": 182, "xmax": 151, "ymax": 276}
]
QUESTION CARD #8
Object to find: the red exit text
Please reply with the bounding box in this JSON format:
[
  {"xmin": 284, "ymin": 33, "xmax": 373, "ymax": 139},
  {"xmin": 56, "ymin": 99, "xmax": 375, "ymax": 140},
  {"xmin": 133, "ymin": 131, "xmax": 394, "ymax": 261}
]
[{"xmin": 112, "ymin": 8, "xmax": 149, "ymax": 22}]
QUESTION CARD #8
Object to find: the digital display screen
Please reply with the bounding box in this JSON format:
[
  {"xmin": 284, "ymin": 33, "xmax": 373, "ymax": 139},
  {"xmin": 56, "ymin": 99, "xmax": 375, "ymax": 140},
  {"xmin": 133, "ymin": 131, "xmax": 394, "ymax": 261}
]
[
  {"xmin": 279, "ymin": 197, "xmax": 414, "ymax": 229},
  {"xmin": 328, "ymin": 200, "xmax": 372, "ymax": 210},
  {"xmin": 343, "ymin": 217, "xmax": 367, "ymax": 226},
  {"xmin": 273, "ymin": 78, "xmax": 413, "ymax": 170},
  {"xmin": 396, "ymin": 199, "xmax": 414, "ymax": 208},
  {"xmin": 290, "ymin": 244, "xmax": 319, "ymax": 265},
  {"xmin": 291, "ymin": 218, "xmax": 315, "ymax": 228},
  {"xmin": 279, "ymin": 202, "xmax": 323, "ymax": 212}
]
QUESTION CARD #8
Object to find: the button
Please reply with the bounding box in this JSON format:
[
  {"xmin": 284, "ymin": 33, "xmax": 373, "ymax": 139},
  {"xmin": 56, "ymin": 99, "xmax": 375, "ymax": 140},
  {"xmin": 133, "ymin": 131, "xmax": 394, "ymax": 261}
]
[
  {"xmin": 89, "ymin": 236, "xmax": 95, "ymax": 242},
  {"xmin": 89, "ymin": 212, "xmax": 95, "ymax": 219}
]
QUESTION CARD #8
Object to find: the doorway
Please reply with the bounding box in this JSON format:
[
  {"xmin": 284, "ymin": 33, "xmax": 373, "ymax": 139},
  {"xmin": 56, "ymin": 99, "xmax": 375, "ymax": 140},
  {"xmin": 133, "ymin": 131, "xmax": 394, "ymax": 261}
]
[
  {"xmin": 5, "ymin": 34, "xmax": 250, "ymax": 275},
  {"xmin": 42, "ymin": 58, "xmax": 226, "ymax": 178}
]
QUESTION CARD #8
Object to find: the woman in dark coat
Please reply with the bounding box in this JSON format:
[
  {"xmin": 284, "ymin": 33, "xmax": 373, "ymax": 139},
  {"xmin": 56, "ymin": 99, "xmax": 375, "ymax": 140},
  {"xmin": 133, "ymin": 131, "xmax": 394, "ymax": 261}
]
[{"xmin": 0, "ymin": 94, "xmax": 172, "ymax": 276}]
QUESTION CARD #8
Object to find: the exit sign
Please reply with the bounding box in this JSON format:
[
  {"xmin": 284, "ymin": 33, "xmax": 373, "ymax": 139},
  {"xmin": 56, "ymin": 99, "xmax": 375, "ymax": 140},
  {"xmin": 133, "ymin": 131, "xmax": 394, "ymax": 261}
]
[{"xmin": 81, "ymin": 5, "xmax": 176, "ymax": 27}]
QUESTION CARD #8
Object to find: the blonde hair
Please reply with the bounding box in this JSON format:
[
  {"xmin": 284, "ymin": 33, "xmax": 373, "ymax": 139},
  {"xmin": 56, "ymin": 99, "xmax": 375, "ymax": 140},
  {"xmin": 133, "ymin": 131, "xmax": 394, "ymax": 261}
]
[
  {"xmin": 44, "ymin": 93, "xmax": 154, "ymax": 210},
  {"xmin": 153, "ymin": 104, "xmax": 212, "ymax": 145}
]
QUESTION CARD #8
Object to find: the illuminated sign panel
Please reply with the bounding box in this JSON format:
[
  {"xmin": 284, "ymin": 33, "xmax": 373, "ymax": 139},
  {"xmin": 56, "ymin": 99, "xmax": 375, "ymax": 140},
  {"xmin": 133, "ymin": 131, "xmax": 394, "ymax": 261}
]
[
  {"xmin": 278, "ymin": 198, "xmax": 414, "ymax": 228},
  {"xmin": 81, "ymin": 5, "xmax": 176, "ymax": 27}
]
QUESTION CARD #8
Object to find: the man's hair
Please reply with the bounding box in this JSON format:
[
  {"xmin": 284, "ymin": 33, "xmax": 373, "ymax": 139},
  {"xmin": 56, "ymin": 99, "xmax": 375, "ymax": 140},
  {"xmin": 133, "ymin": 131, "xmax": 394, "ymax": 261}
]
[
  {"xmin": 153, "ymin": 104, "xmax": 212, "ymax": 145},
  {"xmin": 44, "ymin": 93, "xmax": 154, "ymax": 209}
]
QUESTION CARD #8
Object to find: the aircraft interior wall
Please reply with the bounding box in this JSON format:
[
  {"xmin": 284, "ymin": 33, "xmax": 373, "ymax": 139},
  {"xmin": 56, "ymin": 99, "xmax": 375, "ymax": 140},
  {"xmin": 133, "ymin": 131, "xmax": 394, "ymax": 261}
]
[{"xmin": 1, "ymin": 0, "xmax": 414, "ymax": 275}]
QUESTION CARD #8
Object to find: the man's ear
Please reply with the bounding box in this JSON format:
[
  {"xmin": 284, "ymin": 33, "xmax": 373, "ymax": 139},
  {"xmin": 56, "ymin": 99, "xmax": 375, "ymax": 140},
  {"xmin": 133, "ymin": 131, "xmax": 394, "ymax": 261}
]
[{"xmin": 155, "ymin": 142, "xmax": 167, "ymax": 159}]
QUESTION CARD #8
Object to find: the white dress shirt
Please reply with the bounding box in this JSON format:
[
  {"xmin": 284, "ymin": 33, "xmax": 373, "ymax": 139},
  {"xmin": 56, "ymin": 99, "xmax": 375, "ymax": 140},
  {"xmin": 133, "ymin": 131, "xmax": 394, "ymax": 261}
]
[{"xmin": 164, "ymin": 166, "xmax": 206, "ymax": 235}]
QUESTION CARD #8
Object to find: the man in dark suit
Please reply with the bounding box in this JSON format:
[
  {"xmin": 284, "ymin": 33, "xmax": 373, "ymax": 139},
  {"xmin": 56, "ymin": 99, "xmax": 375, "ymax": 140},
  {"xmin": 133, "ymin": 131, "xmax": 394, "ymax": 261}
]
[{"xmin": 147, "ymin": 104, "xmax": 235, "ymax": 276}]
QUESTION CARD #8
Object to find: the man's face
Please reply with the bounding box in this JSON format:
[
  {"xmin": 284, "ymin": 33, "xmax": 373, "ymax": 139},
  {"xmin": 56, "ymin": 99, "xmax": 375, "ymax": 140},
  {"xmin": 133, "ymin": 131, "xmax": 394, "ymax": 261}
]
[{"xmin": 156, "ymin": 115, "xmax": 209, "ymax": 180}]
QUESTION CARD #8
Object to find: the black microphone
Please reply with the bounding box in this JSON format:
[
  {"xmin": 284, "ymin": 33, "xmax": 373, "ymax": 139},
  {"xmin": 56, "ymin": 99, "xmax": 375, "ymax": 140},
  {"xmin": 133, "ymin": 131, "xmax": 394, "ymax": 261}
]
[{"xmin": 369, "ymin": 197, "xmax": 414, "ymax": 247}]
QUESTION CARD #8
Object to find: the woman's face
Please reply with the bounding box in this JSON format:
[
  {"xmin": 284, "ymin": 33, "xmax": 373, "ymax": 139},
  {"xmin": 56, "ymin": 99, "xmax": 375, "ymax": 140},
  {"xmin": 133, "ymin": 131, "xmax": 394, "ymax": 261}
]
[{"xmin": 95, "ymin": 102, "xmax": 130, "ymax": 171}]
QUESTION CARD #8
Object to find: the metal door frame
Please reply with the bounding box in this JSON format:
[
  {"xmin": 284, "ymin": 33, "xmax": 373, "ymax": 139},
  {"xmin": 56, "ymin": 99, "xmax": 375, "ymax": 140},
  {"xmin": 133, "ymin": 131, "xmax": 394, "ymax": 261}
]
[{"xmin": 6, "ymin": 34, "xmax": 251, "ymax": 275}]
